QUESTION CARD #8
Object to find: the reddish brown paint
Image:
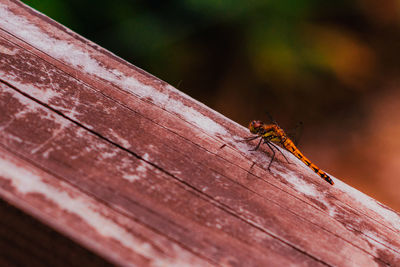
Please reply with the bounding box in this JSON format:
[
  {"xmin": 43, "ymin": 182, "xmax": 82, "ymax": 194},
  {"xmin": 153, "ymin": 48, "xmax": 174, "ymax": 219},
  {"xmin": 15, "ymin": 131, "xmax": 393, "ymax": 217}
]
[{"xmin": 0, "ymin": 0, "xmax": 399, "ymax": 266}]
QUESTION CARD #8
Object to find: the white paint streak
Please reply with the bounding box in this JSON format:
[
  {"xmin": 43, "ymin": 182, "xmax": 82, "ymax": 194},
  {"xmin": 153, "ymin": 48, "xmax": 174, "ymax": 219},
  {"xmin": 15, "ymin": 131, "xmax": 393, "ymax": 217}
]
[
  {"xmin": 0, "ymin": 154, "xmax": 200, "ymax": 266},
  {"xmin": 272, "ymin": 168, "xmax": 336, "ymax": 217},
  {"xmin": 2, "ymin": 134, "xmax": 23, "ymax": 144},
  {"xmin": 31, "ymin": 122, "xmax": 66, "ymax": 155},
  {"xmin": 166, "ymin": 84, "xmax": 230, "ymax": 124},
  {"xmin": 122, "ymin": 174, "xmax": 140, "ymax": 183},
  {"xmin": 101, "ymin": 150, "xmax": 118, "ymax": 159},
  {"xmin": 57, "ymin": 106, "xmax": 82, "ymax": 121},
  {"xmin": 364, "ymin": 230, "xmax": 393, "ymax": 250},
  {"xmin": 363, "ymin": 229, "xmax": 400, "ymax": 262},
  {"xmin": 237, "ymin": 132, "xmax": 400, "ymax": 229},
  {"xmin": 42, "ymin": 147, "xmax": 54, "ymax": 159},
  {"xmin": 0, "ymin": 44, "xmax": 17, "ymax": 55},
  {"xmin": 121, "ymin": 154, "xmax": 149, "ymax": 183},
  {"xmin": 2, "ymin": 72, "xmax": 60, "ymax": 104},
  {"xmin": 108, "ymin": 129, "xmax": 130, "ymax": 148},
  {"xmin": 0, "ymin": 85, "xmax": 71, "ymax": 151},
  {"xmin": 124, "ymin": 78, "xmax": 226, "ymax": 136},
  {"xmin": 0, "ymin": 157, "xmax": 143, "ymax": 249},
  {"xmin": 273, "ymin": 154, "xmax": 400, "ymax": 232},
  {"xmin": 2, "ymin": 83, "xmax": 41, "ymax": 115},
  {"xmin": 335, "ymin": 179, "xmax": 400, "ymax": 231},
  {"xmin": 142, "ymin": 152, "xmax": 150, "ymax": 161},
  {"xmin": 280, "ymin": 169, "xmax": 319, "ymax": 197},
  {"xmin": 75, "ymin": 128, "xmax": 87, "ymax": 138},
  {"xmin": 0, "ymin": 3, "xmax": 227, "ymax": 137}
]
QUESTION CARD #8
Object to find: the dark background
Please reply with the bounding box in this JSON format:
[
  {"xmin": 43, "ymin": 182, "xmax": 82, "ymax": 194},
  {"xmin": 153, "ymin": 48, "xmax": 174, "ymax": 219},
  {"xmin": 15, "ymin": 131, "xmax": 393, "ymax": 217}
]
[{"xmin": 22, "ymin": 0, "xmax": 400, "ymax": 211}]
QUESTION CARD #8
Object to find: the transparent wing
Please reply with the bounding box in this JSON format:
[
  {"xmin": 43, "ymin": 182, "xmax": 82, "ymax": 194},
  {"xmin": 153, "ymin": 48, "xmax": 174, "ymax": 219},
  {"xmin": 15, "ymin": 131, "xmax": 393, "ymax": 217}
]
[{"xmin": 288, "ymin": 121, "xmax": 303, "ymax": 146}]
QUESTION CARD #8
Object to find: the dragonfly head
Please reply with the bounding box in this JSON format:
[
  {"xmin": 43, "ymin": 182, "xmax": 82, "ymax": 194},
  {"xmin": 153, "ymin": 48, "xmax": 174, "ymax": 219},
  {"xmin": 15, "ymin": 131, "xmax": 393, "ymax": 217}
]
[{"xmin": 249, "ymin": 120, "xmax": 265, "ymax": 135}]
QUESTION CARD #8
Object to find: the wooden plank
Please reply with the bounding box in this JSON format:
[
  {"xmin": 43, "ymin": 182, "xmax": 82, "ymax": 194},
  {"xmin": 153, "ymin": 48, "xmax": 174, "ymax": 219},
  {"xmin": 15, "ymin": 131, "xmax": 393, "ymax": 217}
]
[
  {"xmin": 0, "ymin": 36, "xmax": 389, "ymax": 266},
  {"xmin": 1, "ymin": 0, "xmax": 398, "ymax": 239},
  {"xmin": 0, "ymin": 27, "xmax": 396, "ymax": 266},
  {"xmin": 0, "ymin": 0, "xmax": 400, "ymax": 266},
  {"xmin": 0, "ymin": 198, "xmax": 113, "ymax": 266},
  {"xmin": 0, "ymin": 140, "xmax": 213, "ymax": 266},
  {"xmin": 0, "ymin": 77, "xmax": 320, "ymax": 266}
]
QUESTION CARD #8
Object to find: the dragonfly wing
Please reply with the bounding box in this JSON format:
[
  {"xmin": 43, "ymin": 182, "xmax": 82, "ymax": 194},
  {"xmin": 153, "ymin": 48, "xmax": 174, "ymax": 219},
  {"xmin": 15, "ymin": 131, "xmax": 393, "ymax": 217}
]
[{"xmin": 288, "ymin": 121, "xmax": 303, "ymax": 146}]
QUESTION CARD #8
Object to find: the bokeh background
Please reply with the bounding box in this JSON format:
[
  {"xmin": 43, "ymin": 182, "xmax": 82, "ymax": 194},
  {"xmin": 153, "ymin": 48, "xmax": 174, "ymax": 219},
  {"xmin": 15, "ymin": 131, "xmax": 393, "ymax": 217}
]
[{"xmin": 22, "ymin": 0, "xmax": 400, "ymax": 211}]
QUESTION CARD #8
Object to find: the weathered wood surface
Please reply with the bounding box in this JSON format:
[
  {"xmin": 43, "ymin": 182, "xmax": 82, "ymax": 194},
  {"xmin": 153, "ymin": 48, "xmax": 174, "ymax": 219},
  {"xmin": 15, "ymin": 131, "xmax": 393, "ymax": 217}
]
[
  {"xmin": 0, "ymin": 0, "xmax": 399, "ymax": 266},
  {"xmin": 0, "ymin": 198, "xmax": 113, "ymax": 266}
]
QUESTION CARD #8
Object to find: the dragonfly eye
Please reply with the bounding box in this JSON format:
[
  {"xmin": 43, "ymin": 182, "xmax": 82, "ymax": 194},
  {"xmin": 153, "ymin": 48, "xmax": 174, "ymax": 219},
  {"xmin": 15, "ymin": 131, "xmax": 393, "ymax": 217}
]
[{"xmin": 249, "ymin": 120, "xmax": 264, "ymax": 134}]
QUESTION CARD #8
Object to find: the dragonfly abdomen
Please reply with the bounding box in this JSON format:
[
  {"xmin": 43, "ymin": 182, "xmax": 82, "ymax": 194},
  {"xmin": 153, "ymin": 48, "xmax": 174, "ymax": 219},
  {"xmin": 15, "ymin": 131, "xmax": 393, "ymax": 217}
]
[{"xmin": 283, "ymin": 139, "xmax": 334, "ymax": 185}]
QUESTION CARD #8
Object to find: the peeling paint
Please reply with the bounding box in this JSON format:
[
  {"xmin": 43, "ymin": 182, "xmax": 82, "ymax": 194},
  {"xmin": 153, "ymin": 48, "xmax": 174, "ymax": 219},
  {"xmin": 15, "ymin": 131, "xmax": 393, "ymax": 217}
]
[
  {"xmin": 122, "ymin": 158, "xmax": 148, "ymax": 183},
  {"xmin": 101, "ymin": 150, "xmax": 118, "ymax": 159},
  {"xmin": 108, "ymin": 128, "xmax": 130, "ymax": 148},
  {"xmin": 1, "ymin": 2, "xmax": 399, "ymax": 265},
  {"xmin": 335, "ymin": 179, "xmax": 400, "ymax": 232},
  {"xmin": 120, "ymin": 76, "xmax": 227, "ymax": 136},
  {"xmin": 0, "ymin": 156, "xmax": 146, "ymax": 249},
  {"xmin": 0, "ymin": 3, "xmax": 228, "ymax": 138},
  {"xmin": 30, "ymin": 123, "xmax": 66, "ymax": 155},
  {"xmin": 0, "ymin": 44, "xmax": 17, "ymax": 55},
  {"xmin": 0, "ymin": 153, "xmax": 202, "ymax": 267},
  {"xmin": 57, "ymin": 105, "xmax": 82, "ymax": 121},
  {"xmin": 276, "ymin": 168, "xmax": 338, "ymax": 217},
  {"xmin": 118, "ymin": 153, "xmax": 150, "ymax": 183}
]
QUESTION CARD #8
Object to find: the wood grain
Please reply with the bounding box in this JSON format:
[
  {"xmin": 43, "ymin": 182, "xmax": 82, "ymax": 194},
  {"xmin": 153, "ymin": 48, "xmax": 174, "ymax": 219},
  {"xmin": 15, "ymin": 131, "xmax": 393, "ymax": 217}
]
[{"xmin": 0, "ymin": 0, "xmax": 399, "ymax": 266}]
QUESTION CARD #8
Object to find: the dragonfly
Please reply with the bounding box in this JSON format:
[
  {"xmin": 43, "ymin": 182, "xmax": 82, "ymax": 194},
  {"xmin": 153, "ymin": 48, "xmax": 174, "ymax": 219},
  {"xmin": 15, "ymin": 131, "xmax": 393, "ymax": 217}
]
[{"xmin": 244, "ymin": 120, "xmax": 334, "ymax": 185}]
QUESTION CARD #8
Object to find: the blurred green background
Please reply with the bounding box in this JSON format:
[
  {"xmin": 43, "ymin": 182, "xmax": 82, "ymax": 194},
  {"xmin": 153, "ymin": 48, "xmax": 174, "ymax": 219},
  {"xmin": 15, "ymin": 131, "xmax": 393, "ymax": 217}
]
[{"xmin": 22, "ymin": 0, "xmax": 400, "ymax": 211}]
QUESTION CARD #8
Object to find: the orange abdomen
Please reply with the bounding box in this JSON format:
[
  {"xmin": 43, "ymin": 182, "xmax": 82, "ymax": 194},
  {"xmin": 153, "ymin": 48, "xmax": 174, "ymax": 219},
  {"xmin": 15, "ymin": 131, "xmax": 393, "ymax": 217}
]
[{"xmin": 282, "ymin": 138, "xmax": 334, "ymax": 185}]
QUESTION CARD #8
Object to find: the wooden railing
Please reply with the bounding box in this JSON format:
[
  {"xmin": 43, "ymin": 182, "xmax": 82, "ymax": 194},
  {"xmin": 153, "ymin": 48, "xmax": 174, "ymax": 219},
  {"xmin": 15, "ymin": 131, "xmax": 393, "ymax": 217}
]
[{"xmin": 0, "ymin": 0, "xmax": 399, "ymax": 266}]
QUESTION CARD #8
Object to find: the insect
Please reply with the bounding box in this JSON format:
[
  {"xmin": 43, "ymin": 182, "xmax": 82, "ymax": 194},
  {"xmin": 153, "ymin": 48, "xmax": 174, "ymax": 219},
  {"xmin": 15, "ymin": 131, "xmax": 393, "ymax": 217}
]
[{"xmin": 245, "ymin": 120, "xmax": 334, "ymax": 185}]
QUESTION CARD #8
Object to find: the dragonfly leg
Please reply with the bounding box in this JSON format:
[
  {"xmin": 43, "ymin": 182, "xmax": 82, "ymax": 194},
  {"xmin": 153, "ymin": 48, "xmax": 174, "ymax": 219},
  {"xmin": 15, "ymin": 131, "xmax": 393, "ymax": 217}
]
[
  {"xmin": 240, "ymin": 135, "xmax": 261, "ymax": 142},
  {"xmin": 268, "ymin": 141, "xmax": 290, "ymax": 164},
  {"xmin": 249, "ymin": 137, "xmax": 263, "ymax": 151},
  {"xmin": 265, "ymin": 141, "xmax": 276, "ymax": 170}
]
